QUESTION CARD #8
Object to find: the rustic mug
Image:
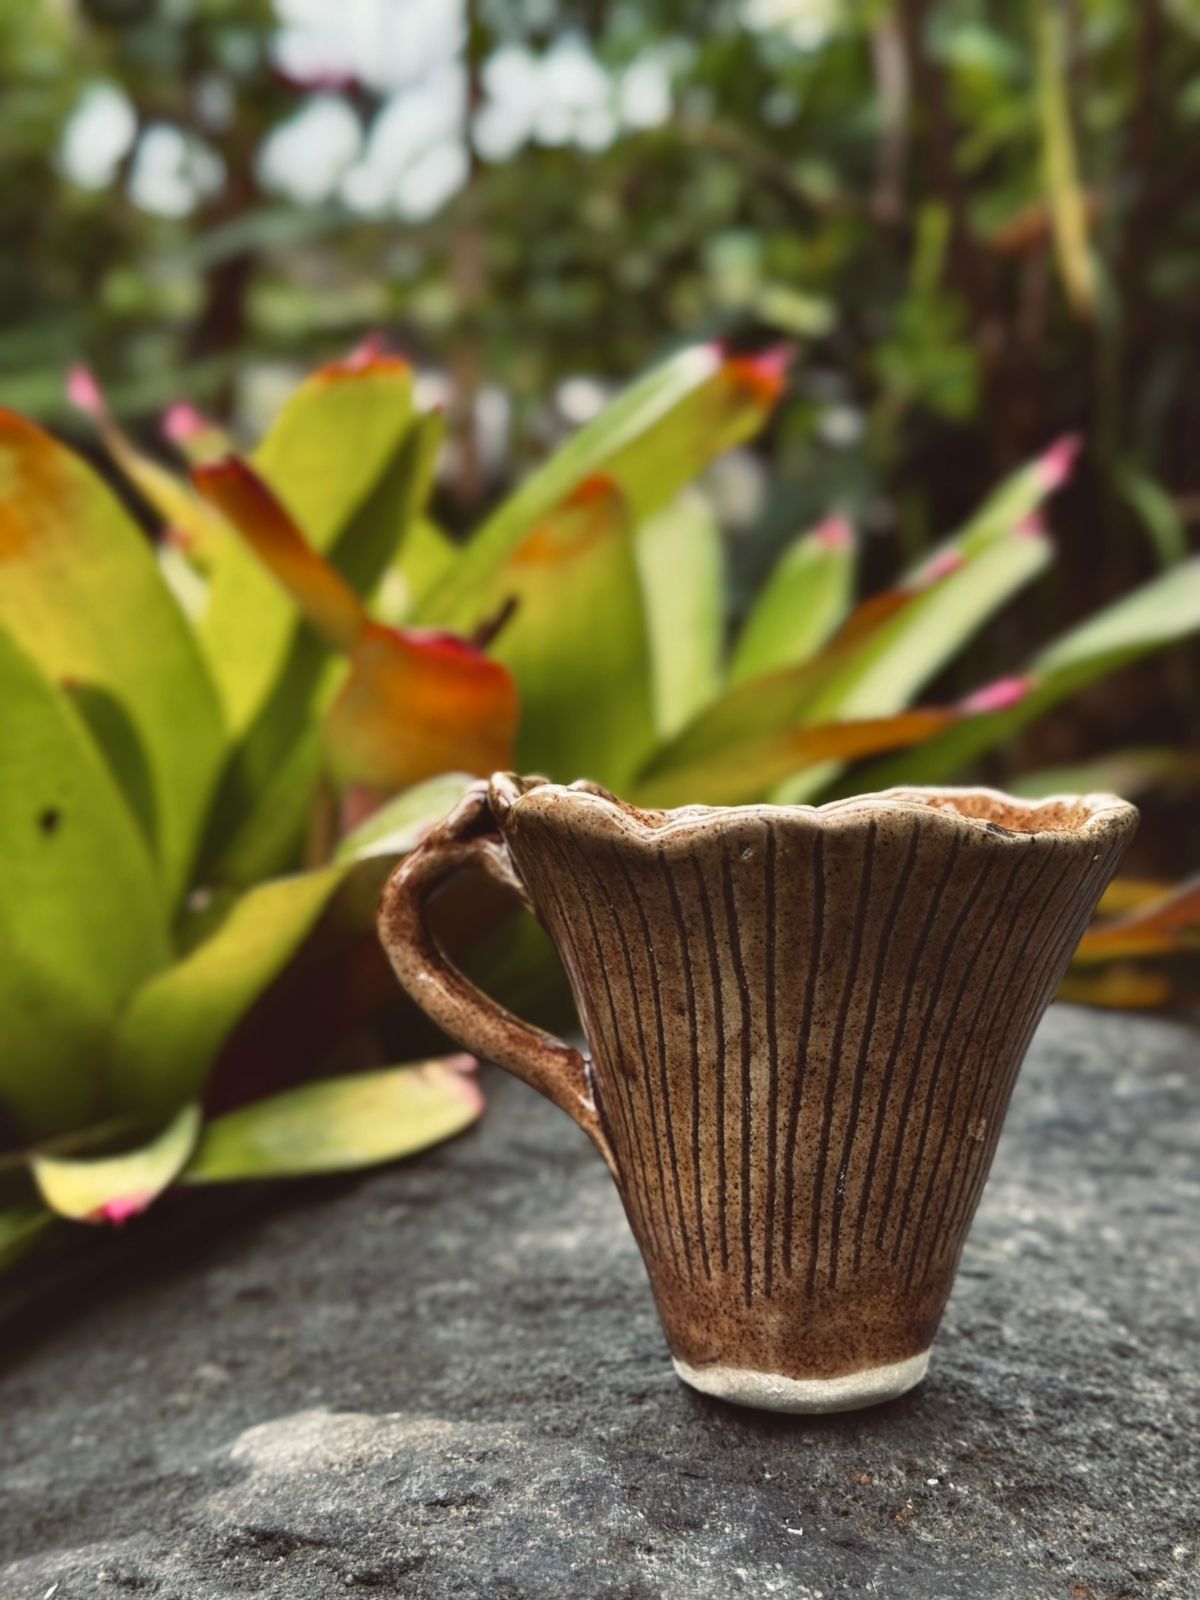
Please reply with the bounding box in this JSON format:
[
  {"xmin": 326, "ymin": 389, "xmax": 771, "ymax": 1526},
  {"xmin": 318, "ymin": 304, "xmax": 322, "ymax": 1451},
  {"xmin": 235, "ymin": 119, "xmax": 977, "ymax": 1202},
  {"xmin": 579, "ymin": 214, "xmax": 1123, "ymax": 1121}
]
[{"xmin": 379, "ymin": 774, "xmax": 1136, "ymax": 1412}]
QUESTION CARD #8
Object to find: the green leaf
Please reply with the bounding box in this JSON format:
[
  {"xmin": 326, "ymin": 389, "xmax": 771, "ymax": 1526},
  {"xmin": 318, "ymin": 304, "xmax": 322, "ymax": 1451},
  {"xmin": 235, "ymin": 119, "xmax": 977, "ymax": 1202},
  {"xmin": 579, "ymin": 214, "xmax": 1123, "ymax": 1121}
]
[
  {"xmin": 200, "ymin": 358, "xmax": 417, "ymax": 734},
  {"xmin": 419, "ymin": 343, "xmax": 782, "ymax": 631},
  {"xmin": 0, "ymin": 1205, "xmax": 54, "ymax": 1270},
  {"xmin": 0, "ymin": 411, "xmax": 227, "ymax": 902},
  {"xmin": 730, "ymin": 516, "xmax": 855, "ymax": 685},
  {"xmin": 0, "ymin": 629, "xmax": 169, "ymax": 1139},
  {"xmin": 1032, "ymin": 0, "xmax": 1099, "ymax": 318},
  {"xmin": 484, "ymin": 478, "xmax": 658, "ymax": 789},
  {"xmin": 31, "ymin": 1102, "xmax": 201, "ymax": 1223},
  {"xmin": 632, "ymin": 708, "xmax": 958, "ymax": 809},
  {"xmin": 109, "ymin": 867, "xmax": 346, "ymax": 1115},
  {"xmin": 634, "ymin": 491, "xmax": 725, "ymax": 737},
  {"xmin": 111, "ymin": 765, "xmax": 474, "ymax": 1114},
  {"xmin": 182, "ymin": 1060, "xmax": 482, "ymax": 1182},
  {"xmin": 1010, "ymin": 747, "xmax": 1200, "ymax": 801},
  {"xmin": 855, "ymin": 558, "xmax": 1200, "ymax": 790},
  {"xmin": 804, "ymin": 532, "xmax": 1051, "ymax": 721},
  {"xmin": 1118, "ymin": 466, "xmax": 1190, "ymax": 569},
  {"xmin": 374, "ymin": 516, "xmax": 459, "ymax": 625},
  {"xmin": 776, "ymin": 528, "xmax": 1052, "ymax": 800},
  {"xmin": 199, "ymin": 402, "xmax": 442, "ymax": 866},
  {"xmin": 334, "ymin": 772, "xmax": 474, "ymax": 863}
]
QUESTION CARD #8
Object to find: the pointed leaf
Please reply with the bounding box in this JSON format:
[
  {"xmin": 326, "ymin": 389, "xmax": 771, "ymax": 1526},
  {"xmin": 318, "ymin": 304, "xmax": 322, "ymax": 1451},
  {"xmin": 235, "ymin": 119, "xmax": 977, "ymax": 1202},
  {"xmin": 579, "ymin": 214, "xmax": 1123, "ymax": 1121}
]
[
  {"xmin": 1073, "ymin": 877, "xmax": 1200, "ymax": 963},
  {"xmin": 1032, "ymin": 0, "xmax": 1099, "ymax": 318},
  {"xmin": 478, "ymin": 476, "xmax": 655, "ymax": 787},
  {"xmin": 68, "ymin": 365, "xmax": 230, "ymax": 567},
  {"xmin": 731, "ymin": 515, "xmax": 856, "ymax": 685},
  {"xmin": 195, "ymin": 455, "xmax": 366, "ymax": 650},
  {"xmin": 31, "ymin": 1102, "xmax": 201, "ymax": 1223},
  {"xmin": 182, "ymin": 1059, "xmax": 482, "ymax": 1182},
  {"xmin": 420, "ymin": 343, "xmax": 785, "ymax": 631},
  {"xmin": 324, "ymin": 623, "xmax": 517, "ymax": 793},
  {"xmin": 200, "ymin": 353, "xmax": 416, "ymax": 733},
  {"xmin": 635, "ymin": 490, "xmax": 725, "ymax": 736},
  {"xmin": 856, "ymin": 559, "xmax": 1200, "ymax": 790},
  {"xmin": 0, "ymin": 411, "xmax": 227, "ymax": 899},
  {"xmin": 0, "ymin": 628, "xmax": 169, "ymax": 1139},
  {"xmin": 109, "ymin": 867, "xmax": 346, "ymax": 1114},
  {"xmin": 0, "ymin": 1205, "xmax": 54, "ymax": 1270},
  {"xmin": 334, "ymin": 772, "xmax": 474, "ymax": 863},
  {"xmin": 632, "ymin": 708, "xmax": 956, "ymax": 809}
]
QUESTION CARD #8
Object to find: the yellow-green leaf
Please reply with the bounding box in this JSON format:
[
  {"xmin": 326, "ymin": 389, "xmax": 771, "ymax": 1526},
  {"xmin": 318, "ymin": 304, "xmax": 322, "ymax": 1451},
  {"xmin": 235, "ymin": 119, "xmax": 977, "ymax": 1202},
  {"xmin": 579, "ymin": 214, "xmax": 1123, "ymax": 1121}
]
[
  {"xmin": 110, "ymin": 867, "xmax": 346, "ymax": 1114},
  {"xmin": 635, "ymin": 490, "xmax": 725, "ymax": 737},
  {"xmin": 31, "ymin": 1102, "xmax": 201, "ymax": 1223},
  {"xmin": 182, "ymin": 1060, "xmax": 482, "ymax": 1182},
  {"xmin": 420, "ymin": 343, "xmax": 784, "ymax": 632},
  {"xmin": 0, "ymin": 628, "xmax": 169, "ymax": 1140},
  {"xmin": 481, "ymin": 476, "xmax": 656, "ymax": 788},
  {"xmin": 730, "ymin": 515, "xmax": 856, "ymax": 685},
  {"xmin": 0, "ymin": 410, "xmax": 227, "ymax": 901}
]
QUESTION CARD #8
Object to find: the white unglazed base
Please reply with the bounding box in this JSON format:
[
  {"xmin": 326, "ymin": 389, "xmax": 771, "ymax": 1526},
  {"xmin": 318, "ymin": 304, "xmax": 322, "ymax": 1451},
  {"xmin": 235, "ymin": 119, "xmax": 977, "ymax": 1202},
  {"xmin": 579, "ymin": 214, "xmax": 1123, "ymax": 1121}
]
[{"xmin": 673, "ymin": 1348, "xmax": 931, "ymax": 1414}]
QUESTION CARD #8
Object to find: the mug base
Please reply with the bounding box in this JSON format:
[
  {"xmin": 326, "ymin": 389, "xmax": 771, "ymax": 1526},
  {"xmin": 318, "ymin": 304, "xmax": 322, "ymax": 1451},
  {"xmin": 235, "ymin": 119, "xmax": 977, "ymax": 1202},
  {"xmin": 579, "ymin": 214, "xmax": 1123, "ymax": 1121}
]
[{"xmin": 672, "ymin": 1348, "xmax": 931, "ymax": 1414}]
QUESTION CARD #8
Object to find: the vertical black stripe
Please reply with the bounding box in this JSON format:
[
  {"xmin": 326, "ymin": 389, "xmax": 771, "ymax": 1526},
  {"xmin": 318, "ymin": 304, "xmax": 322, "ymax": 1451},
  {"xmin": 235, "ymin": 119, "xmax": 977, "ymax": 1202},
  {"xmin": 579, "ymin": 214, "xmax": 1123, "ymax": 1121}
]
[
  {"xmin": 660, "ymin": 845, "xmax": 712, "ymax": 1279},
  {"xmin": 692, "ymin": 858, "xmax": 730, "ymax": 1270},
  {"xmin": 918, "ymin": 844, "xmax": 1063, "ymax": 1274},
  {"xmin": 782, "ymin": 830, "xmax": 825, "ymax": 1275},
  {"xmin": 542, "ymin": 834, "xmax": 664, "ymax": 1259},
  {"xmin": 807, "ymin": 822, "xmax": 877, "ymax": 1298},
  {"xmin": 851, "ymin": 832, "xmax": 960, "ymax": 1272},
  {"xmin": 887, "ymin": 858, "xmax": 998, "ymax": 1267},
  {"xmin": 874, "ymin": 850, "xmax": 988, "ymax": 1255},
  {"xmin": 721, "ymin": 849, "xmax": 756, "ymax": 1307},
  {"xmin": 762, "ymin": 826, "xmax": 780, "ymax": 1299},
  {"xmin": 827, "ymin": 822, "xmax": 920, "ymax": 1290},
  {"xmin": 900, "ymin": 851, "xmax": 1026, "ymax": 1286},
  {"xmin": 586, "ymin": 837, "xmax": 681, "ymax": 1277},
  {"xmin": 610, "ymin": 844, "xmax": 694, "ymax": 1282}
]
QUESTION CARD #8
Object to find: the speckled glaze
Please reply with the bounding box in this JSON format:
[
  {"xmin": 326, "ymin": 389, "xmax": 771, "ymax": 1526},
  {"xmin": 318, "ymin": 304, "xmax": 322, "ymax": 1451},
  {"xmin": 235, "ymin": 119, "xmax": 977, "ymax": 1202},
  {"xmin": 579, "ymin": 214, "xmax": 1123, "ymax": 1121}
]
[{"xmin": 379, "ymin": 774, "xmax": 1136, "ymax": 1412}]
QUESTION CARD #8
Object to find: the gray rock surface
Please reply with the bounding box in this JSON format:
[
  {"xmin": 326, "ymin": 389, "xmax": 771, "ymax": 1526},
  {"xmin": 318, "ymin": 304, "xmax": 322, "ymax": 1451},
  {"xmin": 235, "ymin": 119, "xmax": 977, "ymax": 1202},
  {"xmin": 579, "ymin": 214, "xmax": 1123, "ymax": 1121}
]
[{"xmin": 1, "ymin": 1005, "xmax": 1197, "ymax": 1600}]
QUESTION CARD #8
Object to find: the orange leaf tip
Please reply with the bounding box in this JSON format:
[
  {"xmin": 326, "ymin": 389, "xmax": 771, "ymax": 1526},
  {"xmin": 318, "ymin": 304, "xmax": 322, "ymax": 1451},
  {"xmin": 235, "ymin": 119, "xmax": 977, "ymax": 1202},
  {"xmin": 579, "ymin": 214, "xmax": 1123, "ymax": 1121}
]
[
  {"xmin": 66, "ymin": 364, "xmax": 105, "ymax": 419},
  {"xmin": 722, "ymin": 344, "xmax": 794, "ymax": 405},
  {"xmin": 1038, "ymin": 434, "xmax": 1082, "ymax": 493},
  {"xmin": 960, "ymin": 675, "xmax": 1035, "ymax": 715}
]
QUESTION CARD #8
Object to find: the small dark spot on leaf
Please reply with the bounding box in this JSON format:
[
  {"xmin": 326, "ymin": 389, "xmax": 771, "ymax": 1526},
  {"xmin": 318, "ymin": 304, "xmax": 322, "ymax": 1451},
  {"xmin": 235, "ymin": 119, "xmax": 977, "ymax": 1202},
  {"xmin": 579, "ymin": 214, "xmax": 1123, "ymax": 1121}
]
[{"xmin": 39, "ymin": 808, "xmax": 61, "ymax": 836}]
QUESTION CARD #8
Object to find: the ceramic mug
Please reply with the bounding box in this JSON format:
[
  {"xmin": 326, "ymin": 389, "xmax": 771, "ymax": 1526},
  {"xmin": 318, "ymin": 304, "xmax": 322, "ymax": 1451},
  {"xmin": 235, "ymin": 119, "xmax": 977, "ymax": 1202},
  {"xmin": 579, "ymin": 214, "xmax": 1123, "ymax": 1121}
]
[{"xmin": 379, "ymin": 775, "xmax": 1136, "ymax": 1413}]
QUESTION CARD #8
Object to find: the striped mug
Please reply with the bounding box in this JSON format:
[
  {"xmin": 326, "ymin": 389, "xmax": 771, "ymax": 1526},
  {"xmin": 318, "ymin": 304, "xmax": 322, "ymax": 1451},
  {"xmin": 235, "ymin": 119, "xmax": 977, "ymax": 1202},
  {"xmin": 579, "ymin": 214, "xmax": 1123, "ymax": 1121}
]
[{"xmin": 379, "ymin": 774, "xmax": 1135, "ymax": 1413}]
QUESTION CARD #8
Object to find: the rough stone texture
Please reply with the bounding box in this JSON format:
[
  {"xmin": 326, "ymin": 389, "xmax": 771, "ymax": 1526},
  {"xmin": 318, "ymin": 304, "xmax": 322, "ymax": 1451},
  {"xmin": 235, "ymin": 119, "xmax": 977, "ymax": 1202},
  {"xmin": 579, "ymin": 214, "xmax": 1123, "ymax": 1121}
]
[{"xmin": 1, "ymin": 1005, "xmax": 1197, "ymax": 1600}]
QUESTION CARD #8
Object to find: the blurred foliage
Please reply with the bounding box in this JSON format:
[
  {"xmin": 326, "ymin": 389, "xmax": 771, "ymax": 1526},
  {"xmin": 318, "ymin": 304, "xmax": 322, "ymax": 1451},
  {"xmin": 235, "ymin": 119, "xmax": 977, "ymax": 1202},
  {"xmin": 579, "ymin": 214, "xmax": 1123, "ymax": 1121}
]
[{"xmin": 2, "ymin": 0, "xmax": 1197, "ymax": 879}]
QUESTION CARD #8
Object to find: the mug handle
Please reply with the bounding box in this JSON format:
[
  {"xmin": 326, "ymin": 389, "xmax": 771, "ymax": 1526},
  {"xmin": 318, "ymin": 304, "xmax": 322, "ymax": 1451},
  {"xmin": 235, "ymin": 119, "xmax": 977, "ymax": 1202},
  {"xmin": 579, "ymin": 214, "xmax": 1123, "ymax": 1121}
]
[{"xmin": 378, "ymin": 781, "xmax": 614, "ymax": 1170}]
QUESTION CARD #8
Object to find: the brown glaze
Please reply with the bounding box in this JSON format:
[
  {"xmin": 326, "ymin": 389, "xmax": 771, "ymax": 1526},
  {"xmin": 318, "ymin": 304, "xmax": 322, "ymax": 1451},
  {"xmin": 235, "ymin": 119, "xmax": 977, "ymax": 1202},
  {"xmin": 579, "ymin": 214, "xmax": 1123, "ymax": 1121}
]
[{"xmin": 379, "ymin": 775, "xmax": 1137, "ymax": 1384}]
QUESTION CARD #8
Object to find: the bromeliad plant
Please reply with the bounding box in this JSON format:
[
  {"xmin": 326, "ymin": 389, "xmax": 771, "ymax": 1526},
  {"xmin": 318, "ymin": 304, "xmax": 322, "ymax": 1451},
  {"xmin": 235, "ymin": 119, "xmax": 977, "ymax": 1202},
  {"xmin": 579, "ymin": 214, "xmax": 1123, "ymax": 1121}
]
[
  {"xmin": 4, "ymin": 336, "xmax": 1199, "ymax": 1282},
  {"xmin": 0, "ymin": 339, "xmax": 784, "ymax": 1274}
]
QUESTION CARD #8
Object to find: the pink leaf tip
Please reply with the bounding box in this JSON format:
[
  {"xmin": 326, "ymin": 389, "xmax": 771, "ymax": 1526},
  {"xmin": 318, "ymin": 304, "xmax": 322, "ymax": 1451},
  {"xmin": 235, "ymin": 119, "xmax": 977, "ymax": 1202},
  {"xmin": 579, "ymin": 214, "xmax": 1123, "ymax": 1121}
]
[
  {"xmin": 814, "ymin": 515, "xmax": 855, "ymax": 551},
  {"xmin": 161, "ymin": 402, "xmax": 208, "ymax": 444},
  {"xmin": 1015, "ymin": 511, "xmax": 1048, "ymax": 539},
  {"xmin": 960, "ymin": 675, "xmax": 1035, "ymax": 715},
  {"xmin": 444, "ymin": 1053, "xmax": 480, "ymax": 1077},
  {"xmin": 1038, "ymin": 434, "xmax": 1082, "ymax": 492},
  {"xmin": 923, "ymin": 549, "xmax": 966, "ymax": 585},
  {"xmin": 344, "ymin": 331, "xmax": 390, "ymax": 371},
  {"xmin": 67, "ymin": 364, "xmax": 105, "ymax": 418},
  {"xmin": 92, "ymin": 1192, "xmax": 154, "ymax": 1226}
]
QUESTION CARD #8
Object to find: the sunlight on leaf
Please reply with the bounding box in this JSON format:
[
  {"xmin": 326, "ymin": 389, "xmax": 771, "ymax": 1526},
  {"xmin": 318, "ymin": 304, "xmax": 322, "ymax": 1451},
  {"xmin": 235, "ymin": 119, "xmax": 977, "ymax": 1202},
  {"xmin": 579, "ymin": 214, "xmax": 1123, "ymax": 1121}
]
[
  {"xmin": 31, "ymin": 1102, "xmax": 201, "ymax": 1223},
  {"xmin": 183, "ymin": 1058, "xmax": 483, "ymax": 1182}
]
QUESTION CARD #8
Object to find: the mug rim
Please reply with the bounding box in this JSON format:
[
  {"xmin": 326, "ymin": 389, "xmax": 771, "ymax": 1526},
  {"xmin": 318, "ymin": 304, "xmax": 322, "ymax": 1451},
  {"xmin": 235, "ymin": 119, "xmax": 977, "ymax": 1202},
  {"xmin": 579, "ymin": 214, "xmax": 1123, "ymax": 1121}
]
[{"xmin": 489, "ymin": 773, "xmax": 1138, "ymax": 852}]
